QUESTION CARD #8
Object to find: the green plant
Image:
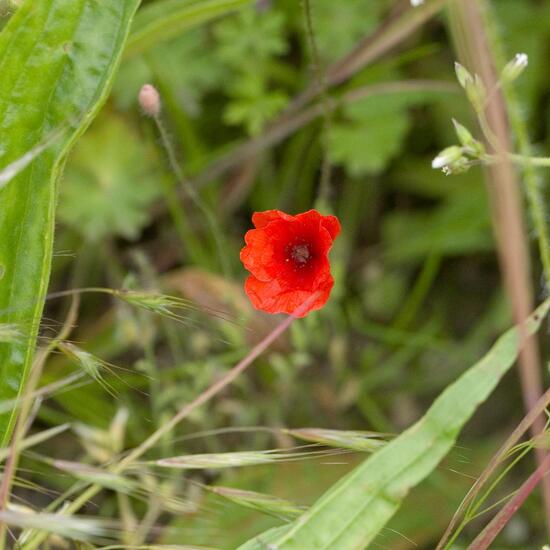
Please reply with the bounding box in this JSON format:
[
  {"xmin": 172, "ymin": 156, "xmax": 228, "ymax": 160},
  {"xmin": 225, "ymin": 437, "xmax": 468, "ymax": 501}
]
[{"xmin": 2, "ymin": 0, "xmax": 550, "ymax": 548}]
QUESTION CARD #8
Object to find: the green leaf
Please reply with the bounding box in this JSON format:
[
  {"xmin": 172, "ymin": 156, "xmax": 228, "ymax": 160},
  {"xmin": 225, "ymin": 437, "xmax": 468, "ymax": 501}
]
[
  {"xmin": 126, "ymin": 0, "xmax": 254, "ymax": 59},
  {"xmin": 0, "ymin": 0, "xmax": 140, "ymax": 445},
  {"xmin": 214, "ymin": 6, "xmax": 287, "ymax": 68},
  {"xmin": 239, "ymin": 299, "xmax": 550, "ymax": 549},
  {"xmin": 313, "ymin": 0, "xmax": 386, "ymax": 62},
  {"xmin": 329, "ymin": 82, "xmax": 432, "ymax": 176},
  {"xmin": 59, "ymin": 113, "xmax": 161, "ymax": 241},
  {"xmin": 382, "ymin": 182, "xmax": 493, "ymax": 263},
  {"xmin": 224, "ymin": 73, "xmax": 288, "ymax": 135}
]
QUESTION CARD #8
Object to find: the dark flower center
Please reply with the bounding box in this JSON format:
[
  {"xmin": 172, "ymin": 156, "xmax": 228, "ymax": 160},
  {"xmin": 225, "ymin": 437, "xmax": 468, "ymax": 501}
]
[{"xmin": 286, "ymin": 242, "xmax": 312, "ymax": 269}]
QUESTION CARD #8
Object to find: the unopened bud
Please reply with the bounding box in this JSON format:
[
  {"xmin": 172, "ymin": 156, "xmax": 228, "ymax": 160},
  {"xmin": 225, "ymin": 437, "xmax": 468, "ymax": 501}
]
[
  {"xmin": 452, "ymin": 119, "xmax": 473, "ymax": 146},
  {"xmin": 139, "ymin": 84, "xmax": 161, "ymax": 117},
  {"xmin": 501, "ymin": 52, "xmax": 528, "ymax": 83},
  {"xmin": 431, "ymin": 146, "xmax": 463, "ymax": 169},
  {"xmin": 451, "ymin": 119, "xmax": 480, "ymax": 156},
  {"xmin": 465, "ymin": 75, "xmax": 486, "ymax": 112},
  {"xmin": 454, "ymin": 62, "xmax": 473, "ymax": 89},
  {"xmin": 410, "ymin": 0, "xmax": 424, "ymax": 5}
]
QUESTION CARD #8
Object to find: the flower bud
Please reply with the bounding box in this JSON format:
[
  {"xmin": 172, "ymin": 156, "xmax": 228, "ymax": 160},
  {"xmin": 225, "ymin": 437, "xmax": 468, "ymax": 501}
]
[
  {"xmin": 465, "ymin": 75, "xmax": 486, "ymax": 112},
  {"xmin": 431, "ymin": 146, "xmax": 463, "ymax": 169},
  {"xmin": 454, "ymin": 62, "xmax": 473, "ymax": 89},
  {"xmin": 138, "ymin": 83, "xmax": 161, "ymax": 117},
  {"xmin": 452, "ymin": 119, "xmax": 475, "ymax": 150},
  {"xmin": 410, "ymin": 0, "xmax": 424, "ymax": 5},
  {"xmin": 452, "ymin": 119, "xmax": 484, "ymax": 157},
  {"xmin": 501, "ymin": 52, "xmax": 528, "ymax": 83}
]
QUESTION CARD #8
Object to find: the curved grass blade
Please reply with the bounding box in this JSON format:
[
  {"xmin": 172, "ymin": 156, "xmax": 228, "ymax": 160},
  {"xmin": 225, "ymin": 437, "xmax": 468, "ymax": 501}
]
[
  {"xmin": 208, "ymin": 486, "xmax": 306, "ymax": 520},
  {"xmin": 0, "ymin": 510, "xmax": 114, "ymax": 543},
  {"xmin": 239, "ymin": 299, "xmax": 550, "ymax": 549},
  {"xmin": 125, "ymin": 0, "xmax": 254, "ymax": 59},
  {"xmin": 0, "ymin": 0, "xmax": 141, "ymax": 445}
]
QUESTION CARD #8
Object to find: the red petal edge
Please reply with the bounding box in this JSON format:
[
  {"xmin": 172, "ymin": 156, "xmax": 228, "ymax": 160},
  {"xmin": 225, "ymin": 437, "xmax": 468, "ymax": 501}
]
[
  {"xmin": 244, "ymin": 274, "xmax": 334, "ymax": 317},
  {"xmin": 252, "ymin": 210, "xmax": 294, "ymax": 229}
]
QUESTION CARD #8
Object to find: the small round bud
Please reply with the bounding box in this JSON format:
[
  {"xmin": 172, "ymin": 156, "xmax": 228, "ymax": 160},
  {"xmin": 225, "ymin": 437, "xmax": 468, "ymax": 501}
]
[
  {"xmin": 410, "ymin": 0, "xmax": 424, "ymax": 6},
  {"xmin": 139, "ymin": 84, "xmax": 161, "ymax": 117}
]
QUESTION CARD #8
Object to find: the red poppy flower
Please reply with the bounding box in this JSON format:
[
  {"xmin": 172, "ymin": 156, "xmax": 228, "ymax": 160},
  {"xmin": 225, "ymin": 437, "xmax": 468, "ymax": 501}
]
[{"xmin": 240, "ymin": 209, "xmax": 341, "ymax": 317}]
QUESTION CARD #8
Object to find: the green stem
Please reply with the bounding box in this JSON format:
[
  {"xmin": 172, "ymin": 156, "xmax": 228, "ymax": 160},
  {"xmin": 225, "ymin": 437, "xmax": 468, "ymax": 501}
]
[
  {"xmin": 493, "ymin": 153, "xmax": 550, "ymax": 169},
  {"xmin": 302, "ymin": 0, "xmax": 332, "ymax": 205},
  {"xmin": 481, "ymin": 5, "xmax": 550, "ymax": 288}
]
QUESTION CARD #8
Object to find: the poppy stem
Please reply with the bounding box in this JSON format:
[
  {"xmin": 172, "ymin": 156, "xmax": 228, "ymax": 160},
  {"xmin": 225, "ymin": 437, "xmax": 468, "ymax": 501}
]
[{"xmin": 301, "ymin": 0, "xmax": 333, "ymax": 204}]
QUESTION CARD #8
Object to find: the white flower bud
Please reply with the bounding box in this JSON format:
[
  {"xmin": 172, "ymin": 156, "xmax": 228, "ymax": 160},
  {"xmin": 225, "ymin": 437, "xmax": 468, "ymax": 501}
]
[
  {"xmin": 410, "ymin": 0, "xmax": 424, "ymax": 6},
  {"xmin": 431, "ymin": 146, "xmax": 463, "ymax": 169},
  {"xmin": 501, "ymin": 52, "xmax": 528, "ymax": 83}
]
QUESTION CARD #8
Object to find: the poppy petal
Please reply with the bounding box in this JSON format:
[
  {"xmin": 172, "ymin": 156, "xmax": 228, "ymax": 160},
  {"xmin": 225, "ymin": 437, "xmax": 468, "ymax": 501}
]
[
  {"xmin": 240, "ymin": 229, "xmax": 276, "ymax": 281},
  {"xmin": 244, "ymin": 274, "xmax": 334, "ymax": 317},
  {"xmin": 321, "ymin": 215, "xmax": 341, "ymax": 241},
  {"xmin": 252, "ymin": 210, "xmax": 294, "ymax": 229}
]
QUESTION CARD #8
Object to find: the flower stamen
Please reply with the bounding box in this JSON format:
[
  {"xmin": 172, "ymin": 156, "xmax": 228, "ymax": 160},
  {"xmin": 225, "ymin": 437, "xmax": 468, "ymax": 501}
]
[{"xmin": 289, "ymin": 243, "xmax": 311, "ymax": 266}]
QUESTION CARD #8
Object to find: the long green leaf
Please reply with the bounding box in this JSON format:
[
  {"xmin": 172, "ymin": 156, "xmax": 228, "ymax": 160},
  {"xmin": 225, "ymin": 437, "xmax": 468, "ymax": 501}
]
[
  {"xmin": 0, "ymin": 0, "xmax": 141, "ymax": 445},
  {"xmin": 239, "ymin": 300, "xmax": 550, "ymax": 549},
  {"xmin": 125, "ymin": 0, "xmax": 254, "ymax": 59}
]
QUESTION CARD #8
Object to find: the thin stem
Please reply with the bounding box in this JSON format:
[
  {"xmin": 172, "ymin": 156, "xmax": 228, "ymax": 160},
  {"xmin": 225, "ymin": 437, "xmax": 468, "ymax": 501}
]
[
  {"xmin": 437, "ymin": 386, "xmax": 550, "ymax": 549},
  {"xmin": 46, "ymin": 287, "xmax": 113, "ymax": 300},
  {"xmin": 301, "ymin": 0, "xmax": 332, "ymax": 204},
  {"xmin": 187, "ymin": 79, "xmax": 458, "ymax": 193},
  {"xmin": 483, "ymin": 152, "xmax": 550, "ymax": 169},
  {"xmin": 116, "ymin": 304, "xmax": 302, "ymax": 468},
  {"xmin": 152, "ymin": 109, "xmax": 231, "ymax": 277},
  {"xmin": 469, "ymin": 453, "xmax": 550, "ymax": 550},
  {"xmin": 444, "ymin": 441, "xmax": 533, "ymax": 548},
  {"xmin": 509, "ymin": 154, "xmax": 550, "ymax": 168},
  {"xmin": 482, "ymin": 14, "xmax": 550, "ymax": 291}
]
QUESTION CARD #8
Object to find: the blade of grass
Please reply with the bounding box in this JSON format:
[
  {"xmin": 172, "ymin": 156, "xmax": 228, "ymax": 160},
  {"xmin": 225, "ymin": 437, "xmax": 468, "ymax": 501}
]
[
  {"xmin": 0, "ymin": 424, "xmax": 70, "ymax": 462},
  {"xmin": 437, "ymin": 385, "xmax": 550, "ymax": 548},
  {"xmin": 469, "ymin": 453, "xmax": 550, "ymax": 550}
]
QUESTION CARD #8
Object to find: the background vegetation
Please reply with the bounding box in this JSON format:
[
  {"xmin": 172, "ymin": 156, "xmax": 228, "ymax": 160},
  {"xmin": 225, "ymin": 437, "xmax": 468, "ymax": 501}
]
[{"xmin": 1, "ymin": 0, "xmax": 550, "ymax": 548}]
